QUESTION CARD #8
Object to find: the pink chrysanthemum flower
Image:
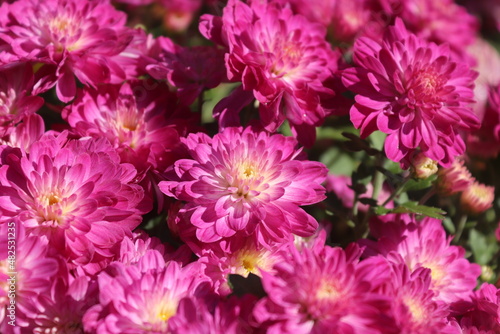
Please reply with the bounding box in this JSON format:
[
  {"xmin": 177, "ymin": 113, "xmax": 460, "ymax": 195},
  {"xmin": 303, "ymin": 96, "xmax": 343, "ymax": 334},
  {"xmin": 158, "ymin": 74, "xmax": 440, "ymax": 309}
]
[
  {"xmin": 146, "ymin": 38, "xmax": 226, "ymax": 106},
  {"xmin": 169, "ymin": 294, "xmax": 257, "ymax": 334},
  {"xmin": 451, "ymin": 283, "xmax": 500, "ymax": 333},
  {"xmin": 0, "ymin": 113, "xmax": 45, "ymax": 153},
  {"xmin": 0, "ymin": 134, "xmax": 147, "ymax": 266},
  {"xmin": 0, "ymin": 0, "xmax": 133, "ymax": 102},
  {"xmin": 466, "ymin": 83, "xmax": 500, "ymax": 158},
  {"xmin": 199, "ymin": 235, "xmax": 287, "ymax": 295},
  {"xmin": 18, "ymin": 264, "xmax": 98, "ymax": 334},
  {"xmin": 0, "ymin": 223, "xmax": 59, "ymax": 330},
  {"xmin": 380, "ymin": 264, "xmax": 455, "ymax": 334},
  {"xmin": 380, "ymin": 0, "xmax": 478, "ymax": 58},
  {"xmin": 83, "ymin": 255, "xmax": 210, "ymax": 333},
  {"xmin": 363, "ymin": 215, "xmax": 481, "ymax": 304},
  {"xmin": 253, "ymin": 243, "xmax": 392, "ymax": 333},
  {"xmin": 200, "ymin": 0, "xmax": 342, "ymax": 146},
  {"xmin": 342, "ymin": 18, "xmax": 479, "ymax": 167},
  {"xmin": 63, "ymin": 81, "xmax": 195, "ymax": 179},
  {"xmin": 159, "ymin": 126, "xmax": 327, "ymax": 247},
  {"xmin": 0, "ymin": 63, "xmax": 43, "ymax": 136}
]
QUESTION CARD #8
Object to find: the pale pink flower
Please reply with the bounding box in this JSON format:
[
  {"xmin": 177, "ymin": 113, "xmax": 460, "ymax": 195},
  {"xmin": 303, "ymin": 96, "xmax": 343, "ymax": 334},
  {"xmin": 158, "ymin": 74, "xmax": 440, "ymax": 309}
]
[
  {"xmin": 342, "ymin": 18, "xmax": 479, "ymax": 167},
  {"xmin": 200, "ymin": 0, "xmax": 343, "ymax": 146},
  {"xmin": 0, "ymin": 134, "xmax": 147, "ymax": 266},
  {"xmin": 160, "ymin": 126, "xmax": 327, "ymax": 247},
  {"xmin": 0, "ymin": 0, "xmax": 134, "ymax": 102},
  {"xmin": 362, "ymin": 215, "xmax": 481, "ymax": 304},
  {"xmin": 436, "ymin": 158, "xmax": 474, "ymax": 195},
  {"xmin": 460, "ymin": 181, "xmax": 495, "ymax": 215}
]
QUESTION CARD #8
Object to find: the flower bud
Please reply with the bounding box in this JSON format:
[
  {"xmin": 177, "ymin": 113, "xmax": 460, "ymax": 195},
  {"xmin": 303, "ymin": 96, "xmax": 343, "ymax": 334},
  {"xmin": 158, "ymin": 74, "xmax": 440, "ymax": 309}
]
[
  {"xmin": 460, "ymin": 181, "xmax": 494, "ymax": 214},
  {"xmin": 410, "ymin": 153, "xmax": 438, "ymax": 179}
]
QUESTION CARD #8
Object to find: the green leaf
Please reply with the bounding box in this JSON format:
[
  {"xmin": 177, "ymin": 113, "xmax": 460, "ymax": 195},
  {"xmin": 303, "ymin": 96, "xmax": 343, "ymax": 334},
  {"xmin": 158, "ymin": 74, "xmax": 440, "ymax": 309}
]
[
  {"xmin": 373, "ymin": 201, "xmax": 445, "ymax": 219},
  {"xmin": 374, "ymin": 206, "xmax": 393, "ymax": 215},
  {"xmin": 402, "ymin": 174, "xmax": 437, "ymax": 192},
  {"xmin": 399, "ymin": 201, "xmax": 446, "ymax": 219},
  {"xmin": 469, "ymin": 229, "xmax": 499, "ymax": 265},
  {"xmin": 442, "ymin": 217, "xmax": 456, "ymax": 234}
]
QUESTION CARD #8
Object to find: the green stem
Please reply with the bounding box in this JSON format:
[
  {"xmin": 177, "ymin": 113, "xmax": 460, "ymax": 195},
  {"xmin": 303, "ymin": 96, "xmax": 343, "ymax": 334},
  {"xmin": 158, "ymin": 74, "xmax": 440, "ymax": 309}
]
[
  {"xmin": 381, "ymin": 175, "xmax": 412, "ymax": 207},
  {"xmin": 453, "ymin": 213, "xmax": 468, "ymax": 243},
  {"xmin": 418, "ymin": 187, "xmax": 436, "ymax": 205}
]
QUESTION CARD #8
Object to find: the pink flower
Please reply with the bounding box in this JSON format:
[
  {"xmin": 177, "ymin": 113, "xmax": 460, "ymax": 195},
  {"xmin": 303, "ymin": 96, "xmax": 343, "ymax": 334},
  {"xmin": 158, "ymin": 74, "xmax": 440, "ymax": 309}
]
[
  {"xmin": 199, "ymin": 235, "xmax": 287, "ymax": 295},
  {"xmin": 280, "ymin": 0, "xmax": 374, "ymax": 44},
  {"xmin": 159, "ymin": 126, "xmax": 327, "ymax": 247},
  {"xmin": 342, "ymin": 18, "xmax": 479, "ymax": 167},
  {"xmin": 83, "ymin": 255, "xmax": 211, "ymax": 333},
  {"xmin": 436, "ymin": 157, "xmax": 474, "ymax": 195},
  {"xmin": 0, "ymin": 0, "xmax": 133, "ymax": 102},
  {"xmin": 377, "ymin": 263, "xmax": 457, "ymax": 333},
  {"xmin": 362, "ymin": 215, "xmax": 481, "ymax": 304},
  {"xmin": 26, "ymin": 276, "xmax": 96, "ymax": 333},
  {"xmin": 460, "ymin": 181, "xmax": 495, "ymax": 215},
  {"xmin": 168, "ymin": 294, "xmax": 258, "ymax": 334},
  {"xmin": 0, "ymin": 63, "xmax": 43, "ymax": 136},
  {"xmin": 200, "ymin": 0, "xmax": 343, "ymax": 146},
  {"xmin": 252, "ymin": 242, "xmax": 392, "ymax": 333},
  {"xmin": 0, "ymin": 133, "xmax": 147, "ymax": 266},
  {"xmin": 146, "ymin": 38, "xmax": 226, "ymax": 106},
  {"xmin": 0, "ymin": 223, "xmax": 59, "ymax": 329},
  {"xmin": 63, "ymin": 81, "xmax": 195, "ymax": 178},
  {"xmin": 378, "ymin": 0, "xmax": 478, "ymax": 58},
  {"xmin": 451, "ymin": 283, "xmax": 500, "ymax": 333},
  {"xmin": 466, "ymin": 83, "xmax": 500, "ymax": 158},
  {"xmin": 1, "ymin": 113, "xmax": 45, "ymax": 153}
]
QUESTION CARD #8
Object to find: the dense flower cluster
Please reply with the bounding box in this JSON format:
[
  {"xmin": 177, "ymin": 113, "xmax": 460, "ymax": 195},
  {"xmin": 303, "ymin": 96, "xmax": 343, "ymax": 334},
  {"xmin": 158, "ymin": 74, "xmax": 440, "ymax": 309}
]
[{"xmin": 0, "ymin": 0, "xmax": 499, "ymax": 333}]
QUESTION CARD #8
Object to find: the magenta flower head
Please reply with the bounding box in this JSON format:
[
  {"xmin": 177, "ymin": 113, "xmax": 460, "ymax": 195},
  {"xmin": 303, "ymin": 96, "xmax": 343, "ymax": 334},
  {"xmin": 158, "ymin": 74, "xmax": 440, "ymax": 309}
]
[
  {"xmin": 83, "ymin": 255, "xmax": 211, "ymax": 333},
  {"xmin": 63, "ymin": 81, "xmax": 195, "ymax": 178},
  {"xmin": 0, "ymin": 223, "xmax": 59, "ymax": 330},
  {"xmin": 0, "ymin": 133, "xmax": 148, "ymax": 266},
  {"xmin": 451, "ymin": 283, "xmax": 500, "ymax": 333},
  {"xmin": 381, "ymin": 264, "xmax": 454, "ymax": 333},
  {"xmin": 252, "ymin": 242, "xmax": 392, "ymax": 333},
  {"xmin": 200, "ymin": 0, "xmax": 343, "ymax": 146},
  {"xmin": 363, "ymin": 215, "xmax": 481, "ymax": 304},
  {"xmin": 0, "ymin": 0, "xmax": 133, "ymax": 102},
  {"xmin": 146, "ymin": 38, "xmax": 226, "ymax": 106},
  {"xmin": 342, "ymin": 18, "xmax": 479, "ymax": 167},
  {"xmin": 159, "ymin": 126, "xmax": 328, "ymax": 247},
  {"xmin": 0, "ymin": 63, "xmax": 43, "ymax": 136}
]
